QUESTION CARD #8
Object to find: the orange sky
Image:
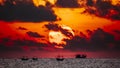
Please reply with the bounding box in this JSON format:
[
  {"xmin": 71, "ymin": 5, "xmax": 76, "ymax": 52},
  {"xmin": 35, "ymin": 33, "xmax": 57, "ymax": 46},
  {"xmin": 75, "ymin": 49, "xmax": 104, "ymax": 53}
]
[
  {"xmin": 0, "ymin": 0, "xmax": 120, "ymax": 58},
  {"xmin": 0, "ymin": 4, "xmax": 120, "ymax": 43},
  {"xmin": 32, "ymin": 0, "xmax": 120, "ymax": 7},
  {"xmin": 9, "ymin": 7, "xmax": 119, "ymax": 36},
  {"xmin": 0, "ymin": 7, "xmax": 119, "ymax": 45}
]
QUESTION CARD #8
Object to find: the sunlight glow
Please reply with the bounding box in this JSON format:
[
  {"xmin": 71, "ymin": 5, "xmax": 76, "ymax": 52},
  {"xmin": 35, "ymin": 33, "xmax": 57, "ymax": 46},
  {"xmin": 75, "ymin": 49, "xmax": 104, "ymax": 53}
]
[
  {"xmin": 49, "ymin": 25, "xmax": 74, "ymax": 48},
  {"xmin": 33, "ymin": 0, "xmax": 46, "ymax": 7},
  {"xmin": 48, "ymin": 0, "xmax": 57, "ymax": 5},
  {"xmin": 111, "ymin": 0, "xmax": 120, "ymax": 5},
  {"xmin": 33, "ymin": 0, "xmax": 56, "ymax": 7},
  {"xmin": 49, "ymin": 31, "xmax": 67, "ymax": 45},
  {"xmin": 0, "ymin": 0, "xmax": 4, "ymax": 5}
]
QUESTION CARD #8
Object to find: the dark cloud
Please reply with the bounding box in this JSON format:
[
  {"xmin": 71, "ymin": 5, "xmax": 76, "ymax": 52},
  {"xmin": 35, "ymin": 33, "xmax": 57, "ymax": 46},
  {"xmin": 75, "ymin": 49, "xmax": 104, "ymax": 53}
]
[
  {"xmin": 0, "ymin": 1, "xmax": 57, "ymax": 22},
  {"xmin": 65, "ymin": 28, "xmax": 120, "ymax": 52},
  {"xmin": 13, "ymin": 39, "xmax": 46, "ymax": 47},
  {"xmin": 18, "ymin": 27, "xmax": 27, "ymax": 30},
  {"xmin": 90, "ymin": 28, "xmax": 115, "ymax": 51},
  {"xmin": 45, "ymin": 23, "xmax": 74, "ymax": 38},
  {"xmin": 65, "ymin": 36, "xmax": 88, "ymax": 51},
  {"xmin": 26, "ymin": 31, "xmax": 44, "ymax": 38},
  {"xmin": 91, "ymin": 28, "xmax": 115, "ymax": 44},
  {"xmin": 84, "ymin": 0, "xmax": 120, "ymax": 20},
  {"xmin": 60, "ymin": 28, "xmax": 74, "ymax": 38},
  {"xmin": 113, "ymin": 30, "xmax": 120, "ymax": 34},
  {"xmin": 0, "ymin": 44, "xmax": 23, "ymax": 52},
  {"xmin": 45, "ymin": 1, "xmax": 55, "ymax": 8},
  {"xmin": 0, "ymin": 37, "xmax": 47, "ymax": 52},
  {"xmin": 0, "ymin": 38, "xmax": 22, "ymax": 52},
  {"xmin": 1, "ymin": 37, "xmax": 10, "ymax": 42},
  {"xmin": 55, "ymin": 0, "xmax": 80, "ymax": 8},
  {"xmin": 86, "ymin": 0, "xmax": 94, "ymax": 6},
  {"xmin": 45, "ymin": 23, "xmax": 60, "ymax": 31}
]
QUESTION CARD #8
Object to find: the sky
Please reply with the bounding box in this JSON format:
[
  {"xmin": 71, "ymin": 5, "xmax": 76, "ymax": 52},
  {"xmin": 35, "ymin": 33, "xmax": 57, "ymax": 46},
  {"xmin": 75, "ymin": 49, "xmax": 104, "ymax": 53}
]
[{"xmin": 0, "ymin": 0, "xmax": 120, "ymax": 58}]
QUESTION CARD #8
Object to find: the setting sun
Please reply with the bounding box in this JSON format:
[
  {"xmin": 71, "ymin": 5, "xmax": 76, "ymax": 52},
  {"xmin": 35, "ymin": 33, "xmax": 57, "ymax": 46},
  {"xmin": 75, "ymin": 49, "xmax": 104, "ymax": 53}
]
[{"xmin": 49, "ymin": 24, "xmax": 74, "ymax": 48}]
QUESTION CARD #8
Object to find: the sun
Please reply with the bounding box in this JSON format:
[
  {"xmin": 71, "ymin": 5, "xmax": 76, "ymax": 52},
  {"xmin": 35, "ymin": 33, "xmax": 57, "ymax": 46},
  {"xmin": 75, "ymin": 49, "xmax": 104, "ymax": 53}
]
[{"xmin": 49, "ymin": 24, "xmax": 74, "ymax": 48}]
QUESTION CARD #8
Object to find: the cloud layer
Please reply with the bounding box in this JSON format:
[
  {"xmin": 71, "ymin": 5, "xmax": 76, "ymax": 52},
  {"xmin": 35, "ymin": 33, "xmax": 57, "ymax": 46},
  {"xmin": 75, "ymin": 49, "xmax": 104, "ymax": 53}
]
[
  {"xmin": 0, "ymin": 28, "xmax": 120, "ymax": 53},
  {"xmin": 84, "ymin": 0, "xmax": 120, "ymax": 20},
  {"xmin": 0, "ymin": 1, "xmax": 57, "ymax": 22},
  {"xmin": 65, "ymin": 28, "xmax": 120, "ymax": 52},
  {"xmin": 55, "ymin": 0, "xmax": 80, "ymax": 8},
  {"xmin": 0, "ymin": 37, "xmax": 47, "ymax": 52},
  {"xmin": 45, "ymin": 23, "xmax": 74, "ymax": 38},
  {"xmin": 26, "ymin": 31, "xmax": 44, "ymax": 38}
]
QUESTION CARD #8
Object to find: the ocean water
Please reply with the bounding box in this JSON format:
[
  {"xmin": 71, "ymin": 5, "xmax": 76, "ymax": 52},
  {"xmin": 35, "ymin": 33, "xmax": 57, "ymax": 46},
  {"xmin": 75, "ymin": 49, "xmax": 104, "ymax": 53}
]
[{"xmin": 0, "ymin": 58, "xmax": 120, "ymax": 68}]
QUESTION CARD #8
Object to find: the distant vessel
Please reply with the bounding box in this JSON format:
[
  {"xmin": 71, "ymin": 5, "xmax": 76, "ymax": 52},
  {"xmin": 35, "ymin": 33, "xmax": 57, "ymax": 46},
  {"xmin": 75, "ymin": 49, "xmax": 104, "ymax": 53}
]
[
  {"xmin": 21, "ymin": 56, "xmax": 29, "ymax": 61},
  {"xmin": 75, "ymin": 54, "xmax": 87, "ymax": 58},
  {"xmin": 32, "ymin": 57, "xmax": 38, "ymax": 61},
  {"xmin": 56, "ymin": 55, "xmax": 64, "ymax": 61}
]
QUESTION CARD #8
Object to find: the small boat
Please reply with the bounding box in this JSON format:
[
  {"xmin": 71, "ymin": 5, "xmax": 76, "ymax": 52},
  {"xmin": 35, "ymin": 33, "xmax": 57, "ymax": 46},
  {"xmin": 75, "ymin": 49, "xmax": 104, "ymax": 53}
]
[
  {"xmin": 21, "ymin": 56, "xmax": 29, "ymax": 61},
  {"xmin": 56, "ymin": 55, "xmax": 64, "ymax": 61}
]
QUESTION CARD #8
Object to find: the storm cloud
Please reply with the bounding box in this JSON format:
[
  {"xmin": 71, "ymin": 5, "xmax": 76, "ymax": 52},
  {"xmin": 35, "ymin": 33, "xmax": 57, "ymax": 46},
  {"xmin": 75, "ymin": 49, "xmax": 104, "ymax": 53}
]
[
  {"xmin": 26, "ymin": 31, "xmax": 44, "ymax": 38},
  {"xmin": 45, "ymin": 23, "xmax": 74, "ymax": 37},
  {"xmin": 55, "ymin": 0, "xmax": 80, "ymax": 8},
  {"xmin": 18, "ymin": 27, "xmax": 27, "ymax": 30},
  {"xmin": 45, "ymin": 23, "xmax": 60, "ymax": 31},
  {"xmin": 0, "ymin": 1, "xmax": 57, "ymax": 22},
  {"xmin": 113, "ymin": 30, "xmax": 120, "ymax": 34},
  {"xmin": 65, "ymin": 28, "xmax": 120, "ymax": 52},
  {"xmin": 0, "ymin": 37, "xmax": 47, "ymax": 52},
  {"xmin": 84, "ymin": 0, "xmax": 120, "ymax": 20}
]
